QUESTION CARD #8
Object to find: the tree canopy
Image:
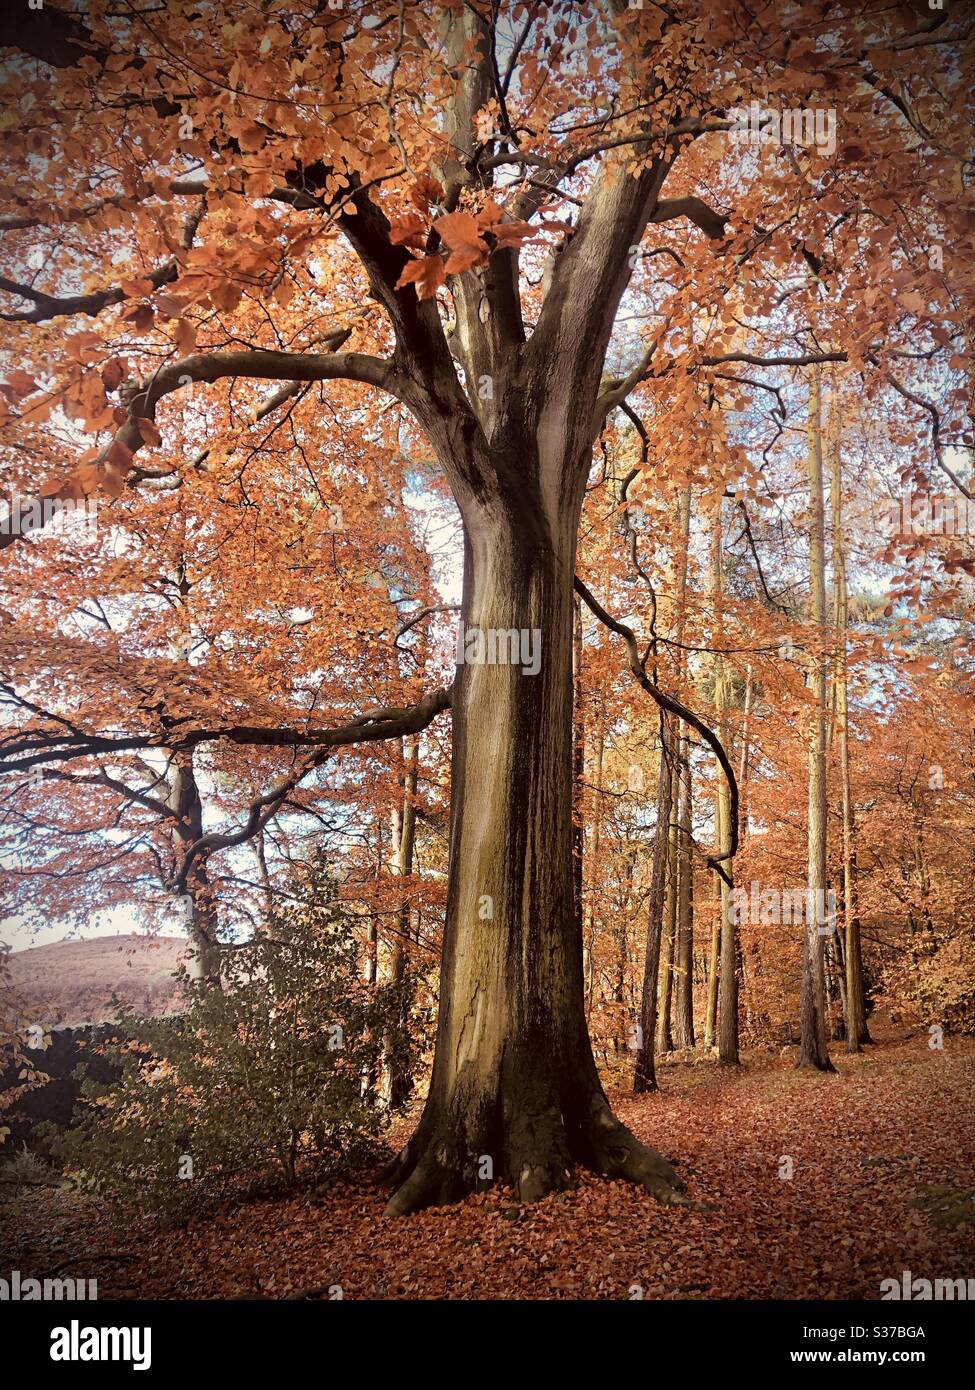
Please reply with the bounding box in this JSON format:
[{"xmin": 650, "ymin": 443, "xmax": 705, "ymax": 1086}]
[{"xmin": 1, "ymin": 0, "xmax": 973, "ymax": 1216}]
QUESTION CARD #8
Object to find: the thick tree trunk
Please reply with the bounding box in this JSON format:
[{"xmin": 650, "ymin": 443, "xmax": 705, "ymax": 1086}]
[
  {"xmin": 183, "ymin": 855, "xmax": 221, "ymax": 987},
  {"xmin": 384, "ymin": 495, "xmax": 681, "ymax": 1214},
  {"xmin": 572, "ymin": 598, "xmax": 586, "ymax": 948}
]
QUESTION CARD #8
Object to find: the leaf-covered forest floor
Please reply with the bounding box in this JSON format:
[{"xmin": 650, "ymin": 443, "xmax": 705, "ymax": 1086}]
[{"xmin": 3, "ymin": 1022, "xmax": 974, "ymax": 1300}]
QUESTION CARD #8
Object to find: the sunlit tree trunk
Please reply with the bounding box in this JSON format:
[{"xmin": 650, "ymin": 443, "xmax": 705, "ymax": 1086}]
[
  {"xmin": 672, "ymin": 729, "xmax": 695, "ymax": 1049},
  {"xmin": 385, "ymin": 475, "xmax": 680, "ymax": 1211},
  {"xmin": 799, "ymin": 364, "xmax": 836, "ymax": 1072},
  {"xmin": 709, "ymin": 498, "xmax": 739, "ymax": 1064},
  {"xmin": 168, "ymin": 751, "xmax": 221, "ymax": 988},
  {"xmin": 634, "ymin": 721, "xmax": 674, "ymax": 1091},
  {"xmin": 655, "ymin": 792, "xmax": 679, "ymax": 1054},
  {"xmin": 164, "ymin": 567, "xmax": 221, "ymax": 988},
  {"xmin": 655, "ymin": 484, "xmax": 691, "ymax": 1056},
  {"xmin": 829, "ymin": 390, "xmax": 870, "ymax": 1050}
]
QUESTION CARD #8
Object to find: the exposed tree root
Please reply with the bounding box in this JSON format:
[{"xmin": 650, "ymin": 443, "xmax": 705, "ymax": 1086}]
[
  {"xmin": 382, "ymin": 1086, "xmax": 688, "ymax": 1216},
  {"xmin": 795, "ymin": 1055, "xmax": 838, "ymax": 1073},
  {"xmin": 582, "ymin": 1095, "xmax": 686, "ymax": 1203}
]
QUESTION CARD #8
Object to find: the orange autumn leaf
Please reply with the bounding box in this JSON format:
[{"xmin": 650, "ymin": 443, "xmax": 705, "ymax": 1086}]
[
  {"xmin": 434, "ymin": 210, "xmax": 487, "ymax": 274},
  {"xmin": 395, "ymin": 254, "xmax": 447, "ymax": 299},
  {"xmin": 409, "ymin": 174, "xmax": 444, "ymax": 212}
]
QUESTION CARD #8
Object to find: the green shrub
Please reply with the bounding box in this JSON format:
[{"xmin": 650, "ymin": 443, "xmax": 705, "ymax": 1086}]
[
  {"xmin": 56, "ymin": 881, "xmax": 411, "ymax": 1220},
  {"xmin": 0, "ymin": 941, "xmax": 51, "ymax": 1149}
]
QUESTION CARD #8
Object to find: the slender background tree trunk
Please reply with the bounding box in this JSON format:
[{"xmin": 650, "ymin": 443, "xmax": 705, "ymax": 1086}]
[
  {"xmin": 673, "ymin": 731, "xmax": 695, "ymax": 1049},
  {"xmin": 829, "ymin": 386, "xmax": 870, "ymax": 1050},
  {"xmin": 800, "ymin": 364, "xmax": 836, "ymax": 1072}
]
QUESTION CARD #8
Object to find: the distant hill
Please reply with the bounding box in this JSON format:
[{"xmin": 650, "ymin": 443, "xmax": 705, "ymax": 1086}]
[{"xmin": 7, "ymin": 934, "xmax": 189, "ymax": 1026}]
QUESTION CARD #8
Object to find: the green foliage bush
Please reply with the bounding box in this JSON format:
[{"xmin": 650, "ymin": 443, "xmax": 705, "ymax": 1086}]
[{"xmin": 56, "ymin": 879, "xmax": 413, "ymax": 1220}]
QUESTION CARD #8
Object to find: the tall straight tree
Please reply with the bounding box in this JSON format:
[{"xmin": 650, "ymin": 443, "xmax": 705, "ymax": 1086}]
[
  {"xmin": 671, "ymin": 488, "xmax": 696, "ymax": 1054},
  {"xmin": 633, "ymin": 717, "xmax": 675, "ymax": 1092},
  {"xmin": 672, "ymin": 730, "xmax": 696, "ymax": 1051},
  {"xmin": 655, "ymin": 485, "xmax": 692, "ymax": 1055},
  {"xmin": 829, "ymin": 386, "xmax": 871, "ymax": 1051},
  {"xmin": 799, "ymin": 364, "xmax": 836, "ymax": 1072},
  {"xmin": 655, "ymin": 790, "xmax": 680, "ymax": 1054},
  {"xmin": 381, "ymin": 735, "xmax": 419, "ymax": 1110},
  {"xmin": 712, "ymin": 499, "xmax": 739, "ymax": 1065}
]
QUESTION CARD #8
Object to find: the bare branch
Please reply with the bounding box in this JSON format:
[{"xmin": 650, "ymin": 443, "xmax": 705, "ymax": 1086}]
[
  {"xmin": 574, "ymin": 575, "xmax": 739, "ymax": 885},
  {"xmin": 168, "ymin": 685, "xmax": 453, "ymax": 890},
  {"xmin": 0, "ymin": 202, "xmax": 206, "ymax": 323},
  {"xmin": 1, "ymin": 686, "xmax": 454, "ymax": 773}
]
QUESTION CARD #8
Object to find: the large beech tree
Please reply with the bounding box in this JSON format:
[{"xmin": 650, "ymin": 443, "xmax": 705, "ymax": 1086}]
[{"xmin": 1, "ymin": 1, "xmax": 972, "ymax": 1213}]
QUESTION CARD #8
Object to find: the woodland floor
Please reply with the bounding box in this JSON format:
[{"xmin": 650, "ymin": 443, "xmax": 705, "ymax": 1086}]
[{"xmin": 2, "ymin": 1021, "xmax": 974, "ymax": 1300}]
